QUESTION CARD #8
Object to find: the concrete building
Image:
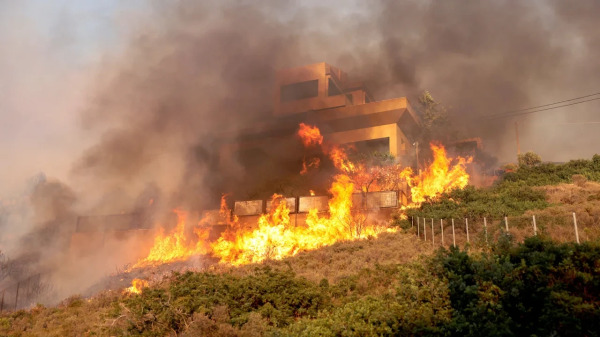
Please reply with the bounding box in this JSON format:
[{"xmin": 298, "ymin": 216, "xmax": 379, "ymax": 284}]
[
  {"xmin": 219, "ymin": 62, "xmax": 422, "ymax": 172},
  {"xmin": 274, "ymin": 62, "xmax": 421, "ymax": 156}
]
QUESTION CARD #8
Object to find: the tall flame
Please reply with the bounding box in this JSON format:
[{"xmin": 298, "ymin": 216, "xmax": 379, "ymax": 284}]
[
  {"xmin": 407, "ymin": 143, "xmax": 472, "ymax": 204},
  {"xmin": 211, "ymin": 174, "xmax": 390, "ymax": 266},
  {"xmin": 132, "ymin": 209, "xmax": 210, "ymax": 268}
]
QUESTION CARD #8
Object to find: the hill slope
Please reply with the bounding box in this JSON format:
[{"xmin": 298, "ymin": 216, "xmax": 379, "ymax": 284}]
[{"xmin": 2, "ymin": 158, "xmax": 600, "ymax": 336}]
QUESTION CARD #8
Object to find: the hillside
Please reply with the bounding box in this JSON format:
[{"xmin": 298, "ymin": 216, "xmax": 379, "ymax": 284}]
[
  {"xmin": 2, "ymin": 232, "xmax": 598, "ymax": 336},
  {"xmin": 2, "ymin": 158, "xmax": 600, "ymax": 336}
]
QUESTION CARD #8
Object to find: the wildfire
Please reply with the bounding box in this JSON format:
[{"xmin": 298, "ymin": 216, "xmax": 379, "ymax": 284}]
[
  {"xmin": 211, "ymin": 174, "xmax": 391, "ymax": 266},
  {"xmin": 125, "ymin": 278, "xmax": 149, "ymax": 294},
  {"xmin": 132, "ymin": 209, "xmax": 210, "ymax": 268},
  {"xmin": 131, "ymin": 123, "xmax": 471, "ymax": 269}
]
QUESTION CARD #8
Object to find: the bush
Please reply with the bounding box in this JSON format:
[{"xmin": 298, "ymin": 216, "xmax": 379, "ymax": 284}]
[
  {"xmin": 407, "ymin": 184, "xmax": 548, "ymax": 219},
  {"xmin": 123, "ymin": 267, "xmax": 329, "ymax": 336},
  {"xmin": 433, "ymin": 237, "xmax": 600, "ymax": 336},
  {"xmin": 518, "ymin": 151, "xmax": 542, "ymax": 167},
  {"xmin": 282, "ymin": 263, "xmax": 451, "ymax": 336}
]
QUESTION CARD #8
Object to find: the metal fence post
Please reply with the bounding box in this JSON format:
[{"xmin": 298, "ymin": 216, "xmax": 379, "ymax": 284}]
[
  {"xmin": 532, "ymin": 215, "xmax": 537, "ymax": 236},
  {"xmin": 483, "ymin": 217, "xmax": 488, "ymax": 245},
  {"xmin": 573, "ymin": 212, "xmax": 580, "ymax": 244},
  {"xmin": 417, "ymin": 217, "xmax": 420, "ymax": 238},
  {"xmin": 440, "ymin": 219, "xmax": 444, "ymax": 246},
  {"xmin": 14, "ymin": 282, "xmax": 19, "ymax": 311},
  {"xmin": 431, "ymin": 218, "xmax": 434, "ymax": 245},
  {"xmin": 465, "ymin": 218, "xmax": 469, "ymax": 243},
  {"xmin": 504, "ymin": 216, "xmax": 509, "ymax": 232},
  {"xmin": 452, "ymin": 218, "xmax": 456, "ymax": 247},
  {"xmin": 424, "ymin": 217, "xmax": 427, "ymax": 241}
]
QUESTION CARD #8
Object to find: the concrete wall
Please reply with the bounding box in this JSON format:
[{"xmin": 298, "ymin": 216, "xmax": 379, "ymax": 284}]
[
  {"xmin": 70, "ymin": 190, "xmax": 406, "ymax": 255},
  {"xmin": 352, "ymin": 191, "xmax": 398, "ymax": 209},
  {"xmin": 234, "ymin": 200, "xmax": 264, "ymax": 216},
  {"xmin": 266, "ymin": 197, "xmax": 297, "ymax": 213},
  {"xmin": 298, "ymin": 196, "xmax": 329, "ymax": 213}
]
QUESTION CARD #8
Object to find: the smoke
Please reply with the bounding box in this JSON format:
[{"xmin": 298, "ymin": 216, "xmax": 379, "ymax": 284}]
[
  {"xmin": 74, "ymin": 0, "xmax": 600, "ymax": 211},
  {"xmin": 2, "ymin": 0, "xmax": 600, "ymax": 303}
]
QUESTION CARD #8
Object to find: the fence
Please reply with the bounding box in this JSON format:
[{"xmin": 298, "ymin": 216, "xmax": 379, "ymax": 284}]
[
  {"xmin": 0, "ymin": 273, "xmax": 43, "ymax": 313},
  {"xmin": 410, "ymin": 212, "xmax": 599, "ymax": 248}
]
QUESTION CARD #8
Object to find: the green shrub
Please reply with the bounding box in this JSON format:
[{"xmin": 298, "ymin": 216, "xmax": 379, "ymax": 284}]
[
  {"xmin": 433, "ymin": 237, "xmax": 600, "ymax": 336},
  {"xmin": 282, "ymin": 263, "xmax": 451, "ymax": 336},
  {"xmin": 123, "ymin": 267, "xmax": 329, "ymax": 336}
]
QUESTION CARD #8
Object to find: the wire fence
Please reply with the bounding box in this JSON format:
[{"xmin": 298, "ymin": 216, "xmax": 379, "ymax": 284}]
[
  {"xmin": 411, "ymin": 212, "xmax": 600, "ymax": 248},
  {"xmin": 0, "ymin": 273, "xmax": 44, "ymax": 313}
]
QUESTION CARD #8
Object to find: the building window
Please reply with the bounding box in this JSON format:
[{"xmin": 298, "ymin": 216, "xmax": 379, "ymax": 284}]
[
  {"xmin": 349, "ymin": 137, "xmax": 390, "ymax": 154},
  {"xmin": 327, "ymin": 78, "xmax": 342, "ymax": 96},
  {"xmin": 280, "ymin": 79, "xmax": 319, "ymax": 102}
]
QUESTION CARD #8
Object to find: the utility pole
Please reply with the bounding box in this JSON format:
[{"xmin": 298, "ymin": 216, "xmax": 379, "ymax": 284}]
[
  {"xmin": 413, "ymin": 141, "xmax": 420, "ymax": 174},
  {"xmin": 515, "ymin": 121, "xmax": 521, "ymax": 157}
]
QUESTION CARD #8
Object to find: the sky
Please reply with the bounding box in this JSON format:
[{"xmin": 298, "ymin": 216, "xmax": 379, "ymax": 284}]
[{"xmin": 0, "ymin": 0, "xmax": 143, "ymax": 197}]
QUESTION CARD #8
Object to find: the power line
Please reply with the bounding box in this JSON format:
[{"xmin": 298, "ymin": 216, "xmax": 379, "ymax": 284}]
[
  {"xmin": 486, "ymin": 91, "xmax": 600, "ymax": 118},
  {"xmin": 486, "ymin": 96, "xmax": 600, "ymax": 120},
  {"xmin": 555, "ymin": 121, "xmax": 600, "ymax": 125}
]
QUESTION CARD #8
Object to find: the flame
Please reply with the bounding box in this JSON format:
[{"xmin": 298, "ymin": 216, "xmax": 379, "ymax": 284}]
[
  {"xmin": 407, "ymin": 143, "xmax": 472, "ymax": 204},
  {"xmin": 125, "ymin": 278, "xmax": 149, "ymax": 294},
  {"xmin": 297, "ymin": 122, "xmax": 323, "ymax": 147},
  {"xmin": 300, "ymin": 157, "xmax": 320, "ymax": 175},
  {"xmin": 132, "ymin": 209, "xmax": 210, "ymax": 268},
  {"xmin": 328, "ymin": 146, "xmax": 356, "ymax": 173},
  {"xmin": 211, "ymin": 176, "xmax": 391, "ymax": 266},
  {"xmin": 309, "ymin": 190, "xmax": 315, "ymax": 196}
]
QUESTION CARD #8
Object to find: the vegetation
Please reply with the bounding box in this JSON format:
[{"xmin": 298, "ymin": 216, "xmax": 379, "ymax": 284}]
[
  {"xmin": 433, "ymin": 236, "xmax": 600, "ymax": 336},
  {"xmin": 406, "ymin": 154, "xmax": 600, "ymax": 220},
  {"xmin": 2, "ymin": 236, "xmax": 598, "ymax": 336},
  {"xmin": 505, "ymin": 154, "xmax": 600, "ymax": 186},
  {"xmin": 2, "ymin": 155, "xmax": 600, "ymax": 336},
  {"xmin": 517, "ymin": 151, "xmax": 542, "ymax": 167}
]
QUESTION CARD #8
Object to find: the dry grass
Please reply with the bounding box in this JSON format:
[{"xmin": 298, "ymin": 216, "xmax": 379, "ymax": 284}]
[{"xmin": 212, "ymin": 230, "xmax": 435, "ymax": 284}]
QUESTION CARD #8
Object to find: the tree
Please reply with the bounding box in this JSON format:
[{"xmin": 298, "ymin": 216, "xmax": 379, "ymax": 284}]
[
  {"xmin": 418, "ymin": 90, "xmax": 449, "ymax": 131},
  {"xmin": 518, "ymin": 151, "xmax": 542, "ymax": 167}
]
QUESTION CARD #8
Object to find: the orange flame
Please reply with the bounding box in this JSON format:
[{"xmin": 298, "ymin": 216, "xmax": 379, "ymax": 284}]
[
  {"xmin": 125, "ymin": 278, "xmax": 149, "ymax": 294},
  {"xmin": 297, "ymin": 123, "xmax": 323, "ymax": 147},
  {"xmin": 407, "ymin": 143, "xmax": 472, "ymax": 204},
  {"xmin": 211, "ymin": 176, "xmax": 391, "ymax": 266},
  {"xmin": 133, "ymin": 209, "xmax": 210, "ymax": 268},
  {"xmin": 300, "ymin": 157, "xmax": 321, "ymax": 175},
  {"xmin": 328, "ymin": 146, "xmax": 357, "ymax": 173}
]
